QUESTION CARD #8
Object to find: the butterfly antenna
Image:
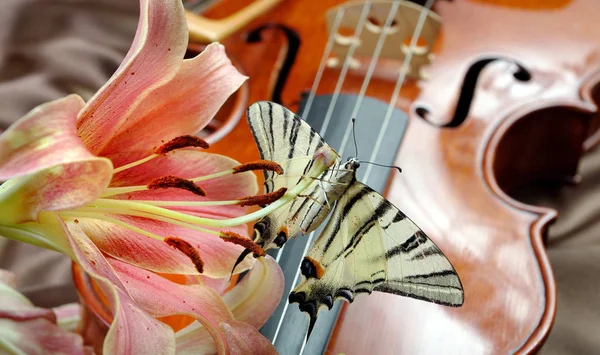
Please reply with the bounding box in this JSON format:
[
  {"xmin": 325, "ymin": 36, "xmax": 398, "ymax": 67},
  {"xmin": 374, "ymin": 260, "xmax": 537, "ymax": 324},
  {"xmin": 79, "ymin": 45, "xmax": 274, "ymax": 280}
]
[
  {"xmin": 351, "ymin": 117, "xmax": 359, "ymax": 159},
  {"xmin": 359, "ymin": 160, "xmax": 403, "ymax": 173},
  {"xmin": 229, "ymin": 249, "xmax": 251, "ymax": 281}
]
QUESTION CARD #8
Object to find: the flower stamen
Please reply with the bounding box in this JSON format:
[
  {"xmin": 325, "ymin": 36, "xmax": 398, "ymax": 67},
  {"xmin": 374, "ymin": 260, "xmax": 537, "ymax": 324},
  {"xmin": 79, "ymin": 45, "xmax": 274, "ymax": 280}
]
[
  {"xmin": 90, "ymin": 172, "xmax": 317, "ymax": 228},
  {"xmin": 232, "ymin": 160, "xmax": 283, "ymax": 175},
  {"xmin": 237, "ymin": 187, "xmax": 287, "ymax": 207},
  {"xmin": 164, "ymin": 237, "xmax": 204, "ymax": 273},
  {"xmin": 147, "ymin": 176, "xmax": 206, "ymax": 196},
  {"xmin": 112, "ymin": 136, "xmax": 210, "ymax": 174},
  {"xmin": 155, "ymin": 135, "xmax": 209, "ymax": 154},
  {"xmin": 221, "ymin": 231, "xmax": 265, "ymax": 257}
]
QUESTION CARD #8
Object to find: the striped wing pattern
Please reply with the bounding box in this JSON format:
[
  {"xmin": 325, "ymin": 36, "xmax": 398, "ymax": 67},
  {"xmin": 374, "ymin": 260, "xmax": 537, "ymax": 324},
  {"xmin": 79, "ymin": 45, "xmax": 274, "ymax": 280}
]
[
  {"xmin": 289, "ymin": 181, "xmax": 464, "ymax": 334},
  {"xmin": 247, "ymin": 101, "xmax": 327, "ymax": 194},
  {"xmin": 246, "ymin": 101, "xmax": 350, "ymax": 250}
]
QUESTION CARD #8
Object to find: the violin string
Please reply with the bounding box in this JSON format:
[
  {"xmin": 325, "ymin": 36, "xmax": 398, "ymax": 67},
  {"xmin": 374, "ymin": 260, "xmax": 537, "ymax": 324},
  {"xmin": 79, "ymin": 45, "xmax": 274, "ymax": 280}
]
[
  {"xmin": 297, "ymin": 1, "xmax": 435, "ymax": 353},
  {"xmin": 274, "ymin": 0, "xmax": 435, "ymax": 350},
  {"xmin": 271, "ymin": 4, "xmax": 362, "ymax": 345},
  {"xmin": 318, "ymin": 2, "xmax": 372, "ymax": 138},
  {"xmin": 338, "ymin": 1, "xmax": 402, "ymax": 158},
  {"xmin": 272, "ymin": 7, "xmax": 346, "ymax": 265},
  {"xmin": 300, "ymin": 7, "xmax": 346, "ymax": 122},
  {"xmin": 363, "ymin": 0, "xmax": 435, "ymax": 182}
]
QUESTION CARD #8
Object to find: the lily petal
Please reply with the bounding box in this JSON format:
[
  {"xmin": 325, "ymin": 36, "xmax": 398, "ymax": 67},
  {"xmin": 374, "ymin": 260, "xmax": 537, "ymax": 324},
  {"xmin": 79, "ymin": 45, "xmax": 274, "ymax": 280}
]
[
  {"xmin": 0, "ymin": 270, "xmax": 55, "ymax": 322},
  {"xmin": 99, "ymin": 43, "xmax": 247, "ymax": 163},
  {"xmin": 223, "ymin": 256, "xmax": 284, "ymax": 328},
  {"xmin": 110, "ymin": 149, "xmax": 258, "ymax": 205},
  {"xmin": 220, "ymin": 320, "xmax": 278, "ymax": 355},
  {"xmin": 77, "ymin": 0, "xmax": 188, "ymax": 155},
  {"xmin": 73, "ymin": 217, "xmax": 254, "ymax": 277},
  {"xmin": 66, "ymin": 220, "xmax": 176, "ymax": 354},
  {"xmin": 0, "ymin": 94, "xmax": 94, "ymax": 180},
  {"xmin": 0, "ymin": 269, "xmax": 86, "ymax": 354},
  {"xmin": 175, "ymin": 326, "xmax": 216, "ymax": 354},
  {"xmin": 0, "ymin": 318, "xmax": 86, "ymax": 355},
  {"xmin": 0, "ymin": 158, "xmax": 113, "ymax": 224},
  {"xmin": 52, "ymin": 303, "xmax": 82, "ymax": 332},
  {"xmin": 107, "ymin": 258, "xmax": 236, "ymax": 354}
]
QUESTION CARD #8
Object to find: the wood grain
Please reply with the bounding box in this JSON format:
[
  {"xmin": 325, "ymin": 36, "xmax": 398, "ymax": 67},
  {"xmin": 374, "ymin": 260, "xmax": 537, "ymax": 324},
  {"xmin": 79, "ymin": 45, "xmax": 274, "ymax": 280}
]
[{"xmin": 195, "ymin": 0, "xmax": 600, "ymax": 353}]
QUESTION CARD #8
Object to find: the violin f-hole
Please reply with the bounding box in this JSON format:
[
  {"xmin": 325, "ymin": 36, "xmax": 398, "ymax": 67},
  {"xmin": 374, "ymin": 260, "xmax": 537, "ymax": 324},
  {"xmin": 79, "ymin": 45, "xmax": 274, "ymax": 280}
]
[
  {"xmin": 415, "ymin": 57, "xmax": 532, "ymax": 128},
  {"xmin": 245, "ymin": 24, "xmax": 301, "ymax": 105}
]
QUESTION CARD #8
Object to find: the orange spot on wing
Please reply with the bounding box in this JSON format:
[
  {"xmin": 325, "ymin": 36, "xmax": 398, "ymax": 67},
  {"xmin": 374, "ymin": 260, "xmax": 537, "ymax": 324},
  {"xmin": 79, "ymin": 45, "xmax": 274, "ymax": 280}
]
[{"xmin": 305, "ymin": 256, "xmax": 325, "ymax": 279}]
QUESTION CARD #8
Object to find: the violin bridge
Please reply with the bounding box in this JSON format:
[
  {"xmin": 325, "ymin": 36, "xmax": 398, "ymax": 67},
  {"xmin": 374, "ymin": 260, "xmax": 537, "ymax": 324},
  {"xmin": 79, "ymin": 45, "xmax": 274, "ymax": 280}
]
[{"xmin": 325, "ymin": 0, "xmax": 441, "ymax": 79}]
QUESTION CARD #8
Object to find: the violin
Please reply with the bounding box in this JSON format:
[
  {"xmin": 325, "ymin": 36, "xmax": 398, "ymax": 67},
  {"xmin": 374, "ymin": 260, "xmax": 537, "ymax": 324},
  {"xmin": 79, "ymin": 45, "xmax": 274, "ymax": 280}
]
[{"xmin": 185, "ymin": 0, "xmax": 600, "ymax": 353}]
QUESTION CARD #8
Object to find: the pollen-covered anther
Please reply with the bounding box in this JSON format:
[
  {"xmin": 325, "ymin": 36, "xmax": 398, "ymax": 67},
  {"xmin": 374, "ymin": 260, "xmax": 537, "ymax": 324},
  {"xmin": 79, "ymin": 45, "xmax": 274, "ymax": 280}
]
[
  {"xmin": 237, "ymin": 187, "xmax": 287, "ymax": 207},
  {"xmin": 164, "ymin": 237, "xmax": 204, "ymax": 273},
  {"xmin": 221, "ymin": 231, "xmax": 266, "ymax": 257},
  {"xmin": 155, "ymin": 135, "xmax": 209, "ymax": 154},
  {"xmin": 232, "ymin": 160, "xmax": 284, "ymax": 175},
  {"xmin": 147, "ymin": 175, "xmax": 206, "ymax": 196}
]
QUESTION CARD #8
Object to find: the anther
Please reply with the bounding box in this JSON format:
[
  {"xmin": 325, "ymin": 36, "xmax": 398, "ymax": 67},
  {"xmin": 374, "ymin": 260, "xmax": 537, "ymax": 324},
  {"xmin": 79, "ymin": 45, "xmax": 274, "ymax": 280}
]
[
  {"xmin": 221, "ymin": 231, "xmax": 266, "ymax": 257},
  {"xmin": 147, "ymin": 176, "xmax": 206, "ymax": 196},
  {"xmin": 237, "ymin": 187, "xmax": 287, "ymax": 207},
  {"xmin": 164, "ymin": 237, "xmax": 204, "ymax": 273},
  {"xmin": 155, "ymin": 135, "xmax": 209, "ymax": 154},
  {"xmin": 232, "ymin": 160, "xmax": 284, "ymax": 175}
]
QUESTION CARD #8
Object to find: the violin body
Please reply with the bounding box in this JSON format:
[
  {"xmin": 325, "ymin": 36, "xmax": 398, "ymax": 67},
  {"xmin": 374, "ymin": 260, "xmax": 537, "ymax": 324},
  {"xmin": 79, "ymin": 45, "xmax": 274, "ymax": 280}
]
[{"xmin": 192, "ymin": 0, "xmax": 600, "ymax": 353}]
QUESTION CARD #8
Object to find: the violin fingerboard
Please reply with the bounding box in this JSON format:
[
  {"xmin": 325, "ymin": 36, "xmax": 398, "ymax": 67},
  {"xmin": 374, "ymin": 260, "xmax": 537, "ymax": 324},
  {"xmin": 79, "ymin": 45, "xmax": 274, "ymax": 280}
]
[{"xmin": 259, "ymin": 93, "xmax": 408, "ymax": 354}]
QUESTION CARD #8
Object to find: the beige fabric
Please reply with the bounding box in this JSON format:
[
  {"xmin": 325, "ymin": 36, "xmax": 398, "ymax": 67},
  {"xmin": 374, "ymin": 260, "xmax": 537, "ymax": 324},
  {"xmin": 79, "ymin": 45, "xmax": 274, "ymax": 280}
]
[
  {"xmin": 0, "ymin": 1, "xmax": 598, "ymax": 354},
  {"xmin": 517, "ymin": 145, "xmax": 600, "ymax": 355},
  {"xmin": 0, "ymin": 0, "xmax": 138, "ymax": 301}
]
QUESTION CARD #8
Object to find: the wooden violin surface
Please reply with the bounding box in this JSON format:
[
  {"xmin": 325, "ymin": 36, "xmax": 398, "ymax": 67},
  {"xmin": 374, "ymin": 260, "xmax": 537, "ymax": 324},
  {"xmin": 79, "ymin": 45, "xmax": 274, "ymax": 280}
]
[{"xmin": 192, "ymin": 0, "xmax": 600, "ymax": 353}]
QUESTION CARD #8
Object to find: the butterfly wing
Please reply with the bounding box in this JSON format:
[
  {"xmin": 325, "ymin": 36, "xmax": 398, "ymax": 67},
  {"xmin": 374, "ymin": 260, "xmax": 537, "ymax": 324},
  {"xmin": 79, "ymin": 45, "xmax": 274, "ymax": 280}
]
[
  {"xmin": 289, "ymin": 180, "xmax": 464, "ymax": 335},
  {"xmin": 246, "ymin": 101, "xmax": 352, "ymax": 251}
]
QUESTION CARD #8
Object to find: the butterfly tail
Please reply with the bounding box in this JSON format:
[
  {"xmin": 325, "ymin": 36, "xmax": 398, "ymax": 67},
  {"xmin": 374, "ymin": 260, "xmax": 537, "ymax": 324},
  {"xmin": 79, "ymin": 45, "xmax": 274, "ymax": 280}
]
[
  {"xmin": 230, "ymin": 248, "xmax": 252, "ymax": 280},
  {"xmin": 289, "ymin": 291, "xmax": 319, "ymax": 339}
]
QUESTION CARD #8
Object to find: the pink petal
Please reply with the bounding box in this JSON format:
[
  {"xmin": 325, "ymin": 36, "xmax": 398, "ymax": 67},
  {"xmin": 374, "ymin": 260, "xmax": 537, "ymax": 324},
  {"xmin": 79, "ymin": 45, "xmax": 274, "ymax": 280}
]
[
  {"xmin": 109, "ymin": 145, "xmax": 258, "ymax": 202},
  {"xmin": 223, "ymin": 256, "xmax": 284, "ymax": 328},
  {"xmin": 52, "ymin": 303, "xmax": 82, "ymax": 332},
  {"xmin": 0, "ymin": 270, "xmax": 56, "ymax": 322},
  {"xmin": 198, "ymin": 276, "xmax": 231, "ymax": 296},
  {"xmin": 0, "ymin": 268, "xmax": 86, "ymax": 354},
  {"xmin": 69, "ymin": 219, "xmax": 253, "ymax": 354},
  {"xmin": 220, "ymin": 320, "xmax": 278, "ymax": 355},
  {"xmin": 176, "ymin": 320, "xmax": 278, "ymax": 355},
  {"xmin": 104, "ymin": 291, "xmax": 176, "ymax": 355},
  {"xmin": 66, "ymin": 222, "xmax": 177, "ymax": 354},
  {"xmin": 77, "ymin": 0, "xmax": 188, "ymax": 155},
  {"xmin": 0, "ymin": 94, "xmax": 97, "ymax": 180},
  {"xmin": 175, "ymin": 326, "xmax": 216, "ymax": 354},
  {"xmin": 0, "ymin": 158, "xmax": 113, "ymax": 224},
  {"xmin": 73, "ymin": 217, "xmax": 254, "ymax": 278},
  {"xmin": 98, "ymin": 43, "xmax": 247, "ymax": 163},
  {"xmin": 0, "ymin": 318, "xmax": 86, "ymax": 355},
  {"xmin": 108, "ymin": 258, "xmax": 236, "ymax": 354}
]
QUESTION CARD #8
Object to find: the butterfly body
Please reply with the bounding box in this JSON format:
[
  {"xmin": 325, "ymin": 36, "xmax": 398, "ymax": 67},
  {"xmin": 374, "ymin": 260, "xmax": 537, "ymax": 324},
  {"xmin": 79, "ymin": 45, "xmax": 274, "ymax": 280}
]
[{"xmin": 245, "ymin": 101, "xmax": 464, "ymax": 336}]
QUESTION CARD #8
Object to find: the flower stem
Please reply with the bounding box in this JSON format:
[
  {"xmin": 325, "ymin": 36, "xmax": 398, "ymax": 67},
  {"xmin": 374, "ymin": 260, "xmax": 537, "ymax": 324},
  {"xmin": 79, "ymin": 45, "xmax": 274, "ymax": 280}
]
[
  {"xmin": 113, "ymin": 154, "xmax": 159, "ymax": 174},
  {"xmin": 90, "ymin": 174, "xmax": 313, "ymax": 228},
  {"xmin": 100, "ymin": 169, "xmax": 236, "ymax": 198}
]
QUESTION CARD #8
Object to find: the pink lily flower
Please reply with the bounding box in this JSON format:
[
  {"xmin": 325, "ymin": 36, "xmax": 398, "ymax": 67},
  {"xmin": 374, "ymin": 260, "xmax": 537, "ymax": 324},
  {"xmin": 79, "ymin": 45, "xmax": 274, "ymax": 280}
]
[
  {"xmin": 0, "ymin": 269, "xmax": 89, "ymax": 354},
  {"xmin": 0, "ymin": 0, "xmax": 336, "ymax": 352}
]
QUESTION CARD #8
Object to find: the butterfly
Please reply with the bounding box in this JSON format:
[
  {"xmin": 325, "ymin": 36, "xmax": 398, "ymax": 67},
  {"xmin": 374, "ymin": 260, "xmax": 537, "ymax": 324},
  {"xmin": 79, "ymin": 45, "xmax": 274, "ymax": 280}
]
[{"xmin": 242, "ymin": 101, "xmax": 464, "ymax": 336}]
